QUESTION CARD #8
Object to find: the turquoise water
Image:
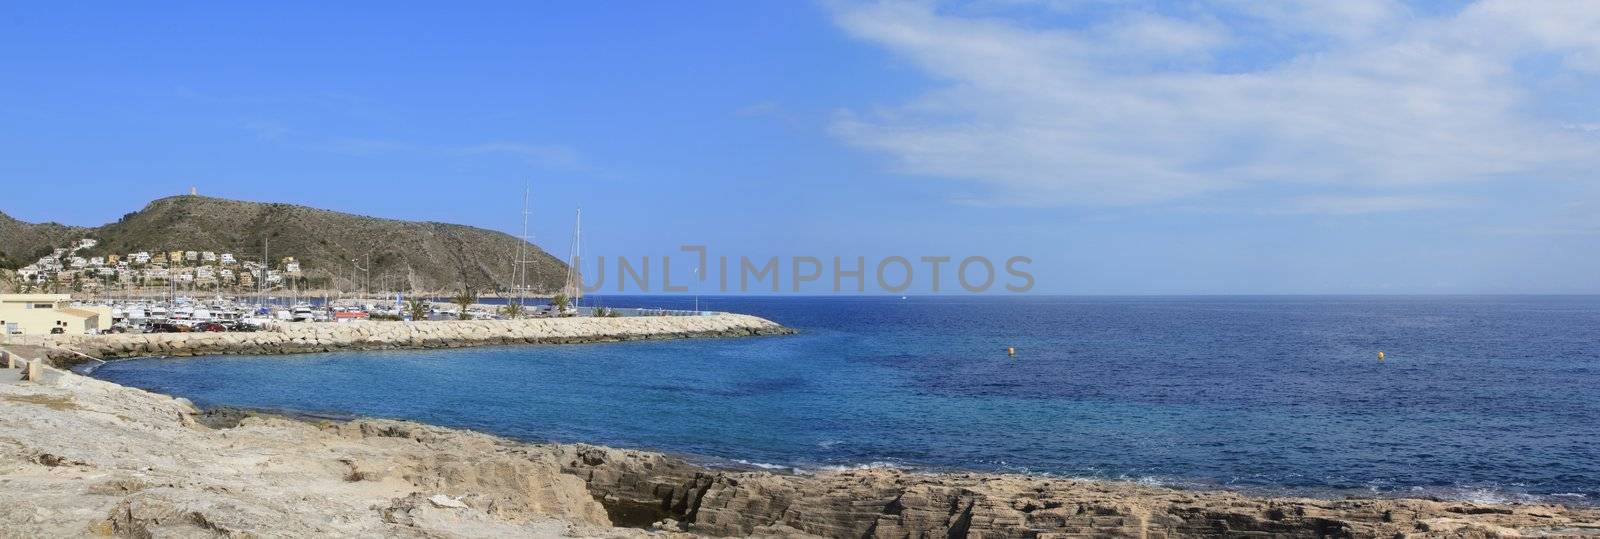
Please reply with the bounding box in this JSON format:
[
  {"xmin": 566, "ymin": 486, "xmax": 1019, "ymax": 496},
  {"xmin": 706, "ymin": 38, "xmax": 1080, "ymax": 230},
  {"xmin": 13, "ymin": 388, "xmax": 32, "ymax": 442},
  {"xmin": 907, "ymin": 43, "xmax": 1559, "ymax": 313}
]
[{"xmin": 93, "ymin": 296, "xmax": 1600, "ymax": 503}]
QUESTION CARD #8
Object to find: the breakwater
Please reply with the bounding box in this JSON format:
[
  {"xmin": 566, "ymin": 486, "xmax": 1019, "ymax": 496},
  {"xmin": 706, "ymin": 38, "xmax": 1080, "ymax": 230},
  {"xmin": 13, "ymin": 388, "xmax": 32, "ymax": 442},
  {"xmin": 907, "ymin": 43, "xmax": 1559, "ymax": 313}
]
[{"xmin": 15, "ymin": 313, "xmax": 792, "ymax": 365}]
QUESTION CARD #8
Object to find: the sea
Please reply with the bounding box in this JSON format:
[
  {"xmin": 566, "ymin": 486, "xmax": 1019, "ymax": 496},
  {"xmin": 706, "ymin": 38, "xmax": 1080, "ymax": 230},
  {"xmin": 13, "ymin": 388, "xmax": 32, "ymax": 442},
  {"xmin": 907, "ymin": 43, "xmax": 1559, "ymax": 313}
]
[{"xmin": 92, "ymin": 295, "xmax": 1600, "ymax": 504}]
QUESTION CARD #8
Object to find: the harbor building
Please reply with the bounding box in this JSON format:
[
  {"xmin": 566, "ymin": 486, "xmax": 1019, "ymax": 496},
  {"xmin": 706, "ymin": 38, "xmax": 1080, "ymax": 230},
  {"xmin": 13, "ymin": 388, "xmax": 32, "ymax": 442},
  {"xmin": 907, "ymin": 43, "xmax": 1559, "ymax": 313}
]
[{"xmin": 0, "ymin": 294, "xmax": 111, "ymax": 337}]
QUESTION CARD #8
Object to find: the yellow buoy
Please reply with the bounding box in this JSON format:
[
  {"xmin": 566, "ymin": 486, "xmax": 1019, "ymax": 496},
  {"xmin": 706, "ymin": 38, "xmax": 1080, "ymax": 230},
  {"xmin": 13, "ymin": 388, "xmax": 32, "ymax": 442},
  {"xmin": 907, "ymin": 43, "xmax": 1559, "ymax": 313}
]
[{"xmin": 1377, "ymin": 351, "xmax": 1385, "ymax": 362}]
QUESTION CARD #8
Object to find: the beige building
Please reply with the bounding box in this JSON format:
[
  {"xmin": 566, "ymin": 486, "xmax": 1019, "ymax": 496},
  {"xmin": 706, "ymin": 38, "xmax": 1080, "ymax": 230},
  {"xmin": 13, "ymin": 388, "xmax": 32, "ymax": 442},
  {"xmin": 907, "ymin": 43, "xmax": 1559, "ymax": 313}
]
[{"xmin": 0, "ymin": 294, "xmax": 111, "ymax": 337}]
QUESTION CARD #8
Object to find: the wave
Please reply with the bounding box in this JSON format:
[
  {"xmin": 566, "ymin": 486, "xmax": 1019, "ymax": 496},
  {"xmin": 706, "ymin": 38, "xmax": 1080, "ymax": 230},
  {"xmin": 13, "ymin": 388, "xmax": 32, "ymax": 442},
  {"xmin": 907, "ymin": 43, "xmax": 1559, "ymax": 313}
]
[
  {"xmin": 817, "ymin": 461, "xmax": 906, "ymax": 473},
  {"xmin": 729, "ymin": 459, "xmax": 806, "ymax": 474}
]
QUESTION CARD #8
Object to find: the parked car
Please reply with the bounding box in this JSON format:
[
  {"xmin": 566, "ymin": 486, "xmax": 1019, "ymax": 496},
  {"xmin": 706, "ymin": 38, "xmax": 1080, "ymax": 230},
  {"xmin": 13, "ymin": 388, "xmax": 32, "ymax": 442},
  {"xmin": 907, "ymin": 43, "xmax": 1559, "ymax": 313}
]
[
  {"xmin": 194, "ymin": 322, "xmax": 228, "ymax": 332},
  {"xmin": 49, "ymin": 326, "xmax": 65, "ymax": 334},
  {"xmin": 145, "ymin": 322, "xmax": 187, "ymax": 333}
]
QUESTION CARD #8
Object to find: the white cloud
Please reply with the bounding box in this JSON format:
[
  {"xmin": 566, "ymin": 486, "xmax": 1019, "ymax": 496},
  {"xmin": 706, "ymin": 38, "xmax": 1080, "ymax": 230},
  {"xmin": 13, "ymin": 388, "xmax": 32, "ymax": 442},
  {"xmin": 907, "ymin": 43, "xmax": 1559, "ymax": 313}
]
[
  {"xmin": 1220, "ymin": 0, "xmax": 1410, "ymax": 42},
  {"xmin": 829, "ymin": 0, "xmax": 1600, "ymax": 207},
  {"xmin": 1096, "ymin": 13, "xmax": 1229, "ymax": 58}
]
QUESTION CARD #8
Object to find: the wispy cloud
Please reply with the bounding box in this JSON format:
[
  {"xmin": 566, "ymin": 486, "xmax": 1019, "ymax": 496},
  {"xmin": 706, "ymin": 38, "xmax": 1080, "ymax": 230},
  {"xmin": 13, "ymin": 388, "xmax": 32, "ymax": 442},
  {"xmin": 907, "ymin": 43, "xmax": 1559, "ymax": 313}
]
[
  {"xmin": 829, "ymin": 0, "xmax": 1600, "ymax": 207},
  {"xmin": 330, "ymin": 137, "xmax": 410, "ymax": 155},
  {"xmin": 458, "ymin": 142, "xmax": 582, "ymax": 169},
  {"xmin": 1267, "ymin": 195, "xmax": 1469, "ymax": 216},
  {"xmin": 1479, "ymin": 201, "xmax": 1600, "ymax": 236},
  {"xmin": 240, "ymin": 120, "xmax": 291, "ymax": 140},
  {"xmin": 316, "ymin": 138, "xmax": 584, "ymax": 169},
  {"xmin": 736, "ymin": 101, "xmax": 783, "ymax": 117}
]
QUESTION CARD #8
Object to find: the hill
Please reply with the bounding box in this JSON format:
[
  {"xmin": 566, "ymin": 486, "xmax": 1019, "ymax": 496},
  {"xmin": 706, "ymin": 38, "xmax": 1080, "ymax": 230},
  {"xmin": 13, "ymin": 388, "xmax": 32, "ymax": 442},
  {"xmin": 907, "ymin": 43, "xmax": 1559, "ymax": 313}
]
[
  {"xmin": 0, "ymin": 196, "xmax": 568, "ymax": 294},
  {"xmin": 0, "ymin": 212, "xmax": 90, "ymax": 271}
]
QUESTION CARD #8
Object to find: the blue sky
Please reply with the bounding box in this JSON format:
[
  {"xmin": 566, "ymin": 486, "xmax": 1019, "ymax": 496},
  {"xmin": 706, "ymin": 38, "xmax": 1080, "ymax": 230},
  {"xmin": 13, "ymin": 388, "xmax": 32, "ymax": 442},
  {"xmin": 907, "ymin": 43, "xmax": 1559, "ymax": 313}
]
[{"xmin": 2, "ymin": 1, "xmax": 1598, "ymax": 294}]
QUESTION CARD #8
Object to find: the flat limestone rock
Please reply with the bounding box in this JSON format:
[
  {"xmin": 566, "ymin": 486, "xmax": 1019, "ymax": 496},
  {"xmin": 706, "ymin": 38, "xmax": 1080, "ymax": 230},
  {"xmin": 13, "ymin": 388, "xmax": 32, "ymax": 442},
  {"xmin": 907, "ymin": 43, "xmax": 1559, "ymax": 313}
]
[
  {"xmin": 0, "ymin": 368, "xmax": 611, "ymax": 537},
  {"xmin": 429, "ymin": 494, "xmax": 470, "ymax": 508}
]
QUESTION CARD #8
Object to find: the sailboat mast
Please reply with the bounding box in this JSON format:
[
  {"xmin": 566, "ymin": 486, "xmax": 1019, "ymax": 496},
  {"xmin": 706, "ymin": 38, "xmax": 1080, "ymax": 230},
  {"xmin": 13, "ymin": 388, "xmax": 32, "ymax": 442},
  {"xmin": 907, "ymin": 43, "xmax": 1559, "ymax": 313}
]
[
  {"xmin": 515, "ymin": 184, "xmax": 532, "ymax": 317},
  {"xmin": 564, "ymin": 208, "xmax": 582, "ymax": 305},
  {"xmin": 260, "ymin": 237, "xmax": 268, "ymax": 309}
]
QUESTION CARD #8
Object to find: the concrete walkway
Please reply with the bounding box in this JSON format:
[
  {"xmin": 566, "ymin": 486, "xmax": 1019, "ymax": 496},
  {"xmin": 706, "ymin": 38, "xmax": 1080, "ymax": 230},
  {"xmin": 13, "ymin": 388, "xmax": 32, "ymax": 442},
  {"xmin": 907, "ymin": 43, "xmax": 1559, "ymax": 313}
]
[{"xmin": 1, "ymin": 345, "xmax": 45, "ymax": 385}]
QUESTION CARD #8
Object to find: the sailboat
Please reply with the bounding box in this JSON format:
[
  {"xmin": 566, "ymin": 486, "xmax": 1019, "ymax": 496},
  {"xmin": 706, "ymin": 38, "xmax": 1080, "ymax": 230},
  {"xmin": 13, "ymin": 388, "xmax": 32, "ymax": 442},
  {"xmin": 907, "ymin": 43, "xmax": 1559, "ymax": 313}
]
[
  {"xmin": 561, "ymin": 208, "xmax": 582, "ymax": 316},
  {"xmin": 511, "ymin": 184, "xmax": 533, "ymax": 319}
]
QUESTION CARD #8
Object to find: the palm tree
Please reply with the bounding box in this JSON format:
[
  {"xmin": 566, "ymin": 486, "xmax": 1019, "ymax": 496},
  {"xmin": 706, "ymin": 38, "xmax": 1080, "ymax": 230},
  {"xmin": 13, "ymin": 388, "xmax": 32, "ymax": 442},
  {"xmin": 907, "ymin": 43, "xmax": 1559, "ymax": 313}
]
[
  {"xmin": 406, "ymin": 298, "xmax": 430, "ymax": 321},
  {"xmin": 453, "ymin": 289, "xmax": 477, "ymax": 320},
  {"xmin": 501, "ymin": 301, "xmax": 524, "ymax": 319},
  {"xmin": 551, "ymin": 293, "xmax": 569, "ymax": 316}
]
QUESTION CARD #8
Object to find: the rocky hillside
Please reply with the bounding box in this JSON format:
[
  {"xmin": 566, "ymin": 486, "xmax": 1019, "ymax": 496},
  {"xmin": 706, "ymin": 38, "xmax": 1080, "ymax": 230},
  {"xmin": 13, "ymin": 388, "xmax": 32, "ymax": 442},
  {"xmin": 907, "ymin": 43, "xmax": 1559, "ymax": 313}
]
[
  {"xmin": 0, "ymin": 196, "xmax": 567, "ymax": 293},
  {"xmin": 0, "ymin": 211, "xmax": 89, "ymax": 271}
]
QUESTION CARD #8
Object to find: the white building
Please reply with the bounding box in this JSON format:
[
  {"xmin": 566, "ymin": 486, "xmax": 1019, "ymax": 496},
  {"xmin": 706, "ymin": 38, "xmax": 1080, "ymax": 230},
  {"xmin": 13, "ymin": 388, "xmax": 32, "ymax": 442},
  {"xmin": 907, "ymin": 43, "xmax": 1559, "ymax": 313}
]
[
  {"xmin": 220, "ymin": 253, "xmax": 236, "ymax": 265},
  {"xmin": 131, "ymin": 252, "xmax": 151, "ymax": 265},
  {"xmin": 201, "ymin": 251, "xmax": 217, "ymax": 263}
]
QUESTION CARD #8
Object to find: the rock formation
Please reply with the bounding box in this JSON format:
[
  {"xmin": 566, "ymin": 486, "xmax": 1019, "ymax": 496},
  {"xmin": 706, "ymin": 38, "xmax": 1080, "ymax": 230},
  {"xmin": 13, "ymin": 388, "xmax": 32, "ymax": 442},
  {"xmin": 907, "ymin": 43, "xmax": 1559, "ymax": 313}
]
[
  {"xmin": 561, "ymin": 444, "xmax": 1600, "ymax": 538},
  {"xmin": 0, "ymin": 367, "xmax": 634, "ymax": 537}
]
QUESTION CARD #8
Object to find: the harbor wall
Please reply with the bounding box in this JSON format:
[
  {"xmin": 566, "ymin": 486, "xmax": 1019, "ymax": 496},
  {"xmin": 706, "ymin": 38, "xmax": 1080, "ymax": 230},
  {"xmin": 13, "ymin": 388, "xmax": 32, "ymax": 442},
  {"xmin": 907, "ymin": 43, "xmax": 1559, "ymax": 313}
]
[{"xmin": 13, "ymin": 313, "xmax": 793, "ymax": 365}]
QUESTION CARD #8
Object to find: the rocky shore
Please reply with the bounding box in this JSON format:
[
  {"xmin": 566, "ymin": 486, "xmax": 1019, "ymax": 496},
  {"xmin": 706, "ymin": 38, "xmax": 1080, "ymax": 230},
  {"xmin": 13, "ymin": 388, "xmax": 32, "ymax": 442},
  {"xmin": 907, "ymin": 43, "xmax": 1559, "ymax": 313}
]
[
  {"xmin": 4, "ymin": 359, "xmax": 1598, "ymax": 538},
  {"xmin": 8, "ymin": 314, "xmax": 794, "ymax": 367}
]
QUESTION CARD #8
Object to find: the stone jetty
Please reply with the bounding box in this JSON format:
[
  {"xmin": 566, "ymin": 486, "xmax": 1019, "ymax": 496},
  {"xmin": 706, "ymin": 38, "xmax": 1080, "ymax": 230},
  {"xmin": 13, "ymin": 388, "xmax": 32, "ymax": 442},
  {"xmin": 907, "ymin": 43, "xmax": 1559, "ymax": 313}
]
[{"xmin": 13, "ymin": 313, "xmax": 792, "ymax": 366}]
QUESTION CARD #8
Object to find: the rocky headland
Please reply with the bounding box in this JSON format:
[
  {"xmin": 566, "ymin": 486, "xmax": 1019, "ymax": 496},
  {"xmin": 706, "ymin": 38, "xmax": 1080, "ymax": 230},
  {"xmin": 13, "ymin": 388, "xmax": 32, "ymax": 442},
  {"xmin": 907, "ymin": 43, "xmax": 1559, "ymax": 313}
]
[
  {"xmin": 1, "ymin": 195, "xmax": 573, "ymax": 292},
  {"xmin": 4, "ymin": 355, "xmax": 1598, "ymax": 538}
]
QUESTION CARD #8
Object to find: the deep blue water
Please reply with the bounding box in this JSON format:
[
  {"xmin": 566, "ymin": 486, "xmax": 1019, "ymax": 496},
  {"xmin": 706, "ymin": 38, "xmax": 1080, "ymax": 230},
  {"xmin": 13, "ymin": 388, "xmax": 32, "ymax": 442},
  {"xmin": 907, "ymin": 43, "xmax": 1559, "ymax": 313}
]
[{"xmin": 94, "ymin": 296, "xmax": 1600, "ymax": 504}]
